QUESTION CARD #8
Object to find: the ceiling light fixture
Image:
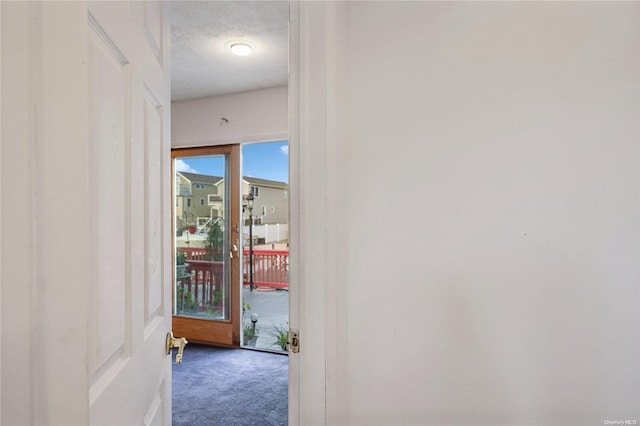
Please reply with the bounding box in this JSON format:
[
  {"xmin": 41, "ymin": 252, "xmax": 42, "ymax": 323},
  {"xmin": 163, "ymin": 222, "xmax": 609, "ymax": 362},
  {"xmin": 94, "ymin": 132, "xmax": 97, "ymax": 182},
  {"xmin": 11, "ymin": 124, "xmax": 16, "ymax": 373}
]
[{"xmin": 226, "ymin": 41, "xmax": 254, "ymax": 57}]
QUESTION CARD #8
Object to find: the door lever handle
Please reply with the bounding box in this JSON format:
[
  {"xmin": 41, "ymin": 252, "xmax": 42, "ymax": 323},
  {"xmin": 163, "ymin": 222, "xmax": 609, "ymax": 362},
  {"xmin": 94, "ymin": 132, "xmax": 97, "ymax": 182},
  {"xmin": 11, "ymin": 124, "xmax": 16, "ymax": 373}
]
[{"xmin": 166, "ymin": 332, "xmax": 188, "ymax": 364}]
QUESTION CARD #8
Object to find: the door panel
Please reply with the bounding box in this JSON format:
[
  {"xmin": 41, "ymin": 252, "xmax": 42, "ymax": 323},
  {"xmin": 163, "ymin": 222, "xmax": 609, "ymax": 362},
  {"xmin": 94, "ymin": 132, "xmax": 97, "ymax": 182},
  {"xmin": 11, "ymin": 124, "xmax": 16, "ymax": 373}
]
[
  {"xmin": 144, "ymin": 87, "xmax": 165, "ymax": 324},
  {"xmin": 172, "ymin": 145, "xmax": 241, "ymax": 346},
  {"xmin": 87, "ymin": 2, "xmax": 172, "ymax": 424},
  {"xmin": 144, "ymin": 0, "xmax": 164, "ymax": 64},
  {"xmin": 87, "ymin": 10, "xmax": 129, "ymax": 380}
]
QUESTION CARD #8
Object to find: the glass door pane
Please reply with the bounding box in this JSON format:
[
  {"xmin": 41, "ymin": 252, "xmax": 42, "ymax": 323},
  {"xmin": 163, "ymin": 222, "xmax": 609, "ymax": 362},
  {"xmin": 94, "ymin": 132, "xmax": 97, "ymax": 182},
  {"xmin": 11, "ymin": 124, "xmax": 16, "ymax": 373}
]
[
  {"xmin": 172, "ymin": 145, "xmax": 241, "ymax": 346},
  {"xmin": 174, "ymin": 154, "xmax": 229, "ymax": 320}
]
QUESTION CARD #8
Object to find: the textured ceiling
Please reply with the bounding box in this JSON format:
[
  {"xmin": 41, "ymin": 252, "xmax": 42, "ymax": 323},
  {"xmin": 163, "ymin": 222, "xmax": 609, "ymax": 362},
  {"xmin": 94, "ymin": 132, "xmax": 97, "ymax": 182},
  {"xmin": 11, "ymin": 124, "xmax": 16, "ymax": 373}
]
[{"xmin": 170, "ymin": 1, "xmax": 289, "ymax": 102}]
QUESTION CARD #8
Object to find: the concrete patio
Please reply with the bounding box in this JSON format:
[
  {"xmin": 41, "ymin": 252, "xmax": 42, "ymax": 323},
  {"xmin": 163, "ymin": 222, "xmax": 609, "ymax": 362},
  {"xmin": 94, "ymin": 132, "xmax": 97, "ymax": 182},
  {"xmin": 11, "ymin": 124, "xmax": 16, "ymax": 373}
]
[{"xmin": 242, "ymin": 286, "xmax": 289, "ymax": 351}]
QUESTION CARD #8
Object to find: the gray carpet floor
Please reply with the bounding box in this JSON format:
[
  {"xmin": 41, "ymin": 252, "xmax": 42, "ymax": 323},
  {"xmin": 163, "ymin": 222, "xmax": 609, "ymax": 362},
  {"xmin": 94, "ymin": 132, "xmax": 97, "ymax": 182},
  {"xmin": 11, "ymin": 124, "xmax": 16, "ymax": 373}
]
[{"xmin": 172, "ymin": 344, "xmax": 288, "ymax": 426}]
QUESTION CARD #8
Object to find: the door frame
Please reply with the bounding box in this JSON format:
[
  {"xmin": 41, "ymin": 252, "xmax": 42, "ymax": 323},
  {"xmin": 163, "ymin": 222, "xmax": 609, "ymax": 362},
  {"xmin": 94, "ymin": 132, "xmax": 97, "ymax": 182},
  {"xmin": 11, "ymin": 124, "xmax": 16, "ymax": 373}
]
[
  {"xmin": 171, "ymin": 145, "xmax": 242, "ymax": 346},
  {"xmin": 289, "ymin": 1, "xmax": 347, "ymax": 424}
]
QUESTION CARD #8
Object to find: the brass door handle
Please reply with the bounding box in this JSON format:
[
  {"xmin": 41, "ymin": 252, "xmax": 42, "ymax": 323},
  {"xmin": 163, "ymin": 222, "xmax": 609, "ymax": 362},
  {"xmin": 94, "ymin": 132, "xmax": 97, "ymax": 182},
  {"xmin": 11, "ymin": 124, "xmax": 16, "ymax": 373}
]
[{"xmin": 166, "ymin": 332, "xmax": 188, "ymax": 364}]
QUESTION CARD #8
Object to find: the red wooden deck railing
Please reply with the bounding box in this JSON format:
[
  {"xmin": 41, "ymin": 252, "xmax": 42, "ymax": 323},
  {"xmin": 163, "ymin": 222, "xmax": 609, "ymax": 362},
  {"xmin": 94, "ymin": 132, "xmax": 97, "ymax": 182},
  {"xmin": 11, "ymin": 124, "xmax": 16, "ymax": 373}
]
[
  {"xmin": 179, "ymin": 247, "xmax": 208, "ymax": 261},
  {"xmin": 243, "ymin": 249, "xmax": 289, "ymax": 289},
  {"xmin": 177, "ymin": 247, "xmax": 289, "ymax": 294},
  {"xmin": 176, "ymin": 248, "xmax": 224, "ymax": 311}
]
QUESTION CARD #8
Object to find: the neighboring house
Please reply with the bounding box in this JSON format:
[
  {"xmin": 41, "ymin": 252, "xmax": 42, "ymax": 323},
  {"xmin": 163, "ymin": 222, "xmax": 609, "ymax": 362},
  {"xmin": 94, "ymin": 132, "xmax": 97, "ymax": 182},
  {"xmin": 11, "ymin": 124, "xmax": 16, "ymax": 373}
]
[
  {"xmin": 175, "ymin": 171, "xmax": 224, "ymax": 227},
  {"xmin": 175, "ymin": 171, "xmax": 288, "ymax": 227},
  {"xmin": 243, "ymin": 176, "xmax": 288, "ymax": 225}
]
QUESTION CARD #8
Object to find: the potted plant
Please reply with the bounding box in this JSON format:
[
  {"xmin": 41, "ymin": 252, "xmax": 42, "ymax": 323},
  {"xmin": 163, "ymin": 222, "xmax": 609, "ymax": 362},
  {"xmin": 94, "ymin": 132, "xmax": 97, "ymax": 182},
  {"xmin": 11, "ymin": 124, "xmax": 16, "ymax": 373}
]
[
  {"xmin": 272, "ymin": 323, "xmax": 288, "ymax": 351},
  {"xmin": 243, "ymin": 323, "xmax": 258, "ymax": 347}
]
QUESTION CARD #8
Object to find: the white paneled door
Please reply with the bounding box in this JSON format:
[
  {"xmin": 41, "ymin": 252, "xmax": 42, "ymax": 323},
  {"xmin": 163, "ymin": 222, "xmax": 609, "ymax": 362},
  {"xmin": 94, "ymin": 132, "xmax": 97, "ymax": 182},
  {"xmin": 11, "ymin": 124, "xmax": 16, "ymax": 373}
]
[
  {"xmin": 2, "ymin": 1, "xmax": 172, "ymax": 423},
  {"xmin": 86, "ymin": 2, "xmax": 172, "ymax": 425}
]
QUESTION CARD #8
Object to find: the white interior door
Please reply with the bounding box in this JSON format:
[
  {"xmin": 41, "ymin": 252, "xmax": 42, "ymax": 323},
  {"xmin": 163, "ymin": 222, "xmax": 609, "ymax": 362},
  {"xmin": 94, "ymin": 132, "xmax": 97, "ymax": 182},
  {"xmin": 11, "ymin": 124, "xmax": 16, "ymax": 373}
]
[
  {"xmin": 1, "ymin": 1, "xmax": 172, "ymax": 424},
  {"xmin": 87, "ymin": 2, "xmax": 172, "ymax": 425}
]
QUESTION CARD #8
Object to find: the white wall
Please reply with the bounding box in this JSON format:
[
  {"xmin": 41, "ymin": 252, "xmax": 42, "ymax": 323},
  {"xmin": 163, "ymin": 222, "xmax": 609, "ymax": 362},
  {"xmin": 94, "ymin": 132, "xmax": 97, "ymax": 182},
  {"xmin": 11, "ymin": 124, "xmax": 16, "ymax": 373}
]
[
  {"xmin": 171, "ymin": 86, "xmax": 288, "ymax": 148},
  {"xmin": 299, "ymin": 2, "xmax": 640, "ymax": 425},
  {"xmin": 1, "ymin": 3, "xmax": 33, "ymax": 423},
  {"xmin": 0, "ymin": 1, "xmax": 3, "ymax": 420}
]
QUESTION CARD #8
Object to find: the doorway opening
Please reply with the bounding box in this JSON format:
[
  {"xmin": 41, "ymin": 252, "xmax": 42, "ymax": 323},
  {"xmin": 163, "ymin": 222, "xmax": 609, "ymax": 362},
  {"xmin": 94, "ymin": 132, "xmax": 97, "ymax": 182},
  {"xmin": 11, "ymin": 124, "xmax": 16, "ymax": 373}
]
[
  {"xmin": 169, "ymin": 1, "xmax": 291, "ymax": 424},
  {"xmin": 170, "ymin": 141, "xmax": 290, "ymax": 425}
]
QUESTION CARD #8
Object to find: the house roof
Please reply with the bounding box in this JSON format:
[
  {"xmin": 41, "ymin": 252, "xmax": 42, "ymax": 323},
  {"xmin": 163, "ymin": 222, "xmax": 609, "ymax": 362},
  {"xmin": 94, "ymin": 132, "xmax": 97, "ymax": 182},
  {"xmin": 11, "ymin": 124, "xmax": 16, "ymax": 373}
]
[
  {"xmin": 178, "ymin": 172, "xmax": 223, "ymax": 185},
  {"xmin": 243, "ymin": 176, "xmax": 288, "ymax": 189},
  {"xmin": 178, "ymin": 171, "xmax": 288, "ymax": 189}
]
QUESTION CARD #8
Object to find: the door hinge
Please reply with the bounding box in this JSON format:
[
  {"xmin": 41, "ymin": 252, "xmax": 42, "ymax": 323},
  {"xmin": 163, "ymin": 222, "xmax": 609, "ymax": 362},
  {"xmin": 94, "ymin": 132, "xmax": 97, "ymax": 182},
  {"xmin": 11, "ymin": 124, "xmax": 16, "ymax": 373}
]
[{"xmin": 288, "ymin": 329, "xmax": 300, "ymax": 353}]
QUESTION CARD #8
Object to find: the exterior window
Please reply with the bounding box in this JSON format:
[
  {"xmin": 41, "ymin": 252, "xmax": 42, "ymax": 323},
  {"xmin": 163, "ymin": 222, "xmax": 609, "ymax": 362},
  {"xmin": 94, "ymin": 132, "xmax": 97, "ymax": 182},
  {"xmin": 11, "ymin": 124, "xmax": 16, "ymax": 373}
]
[
  {"xmin": 186, "ymin": 198, "xmax": 191, "ymax": 207},
  {"xmin": 195, "ymin": 183, "xmax": 205, "ymax": 189},
  {"xmin": 200, "ymin": 198, "xmax": 205, "ymax": 206},
  {"xmin": 262, "ymin": 205, "xmax": 267, "ymax": 216},
  {"xmin": 250, "ymin": 186, "xmax": 259, "ymax": 197}
]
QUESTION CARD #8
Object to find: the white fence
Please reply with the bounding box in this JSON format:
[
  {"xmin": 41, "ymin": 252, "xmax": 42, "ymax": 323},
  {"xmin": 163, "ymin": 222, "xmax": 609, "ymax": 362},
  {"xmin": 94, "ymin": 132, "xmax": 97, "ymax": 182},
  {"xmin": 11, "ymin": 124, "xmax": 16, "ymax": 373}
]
[{"xmin": 242, "ymin": 223, "xmax": 289, "ymax": 244}]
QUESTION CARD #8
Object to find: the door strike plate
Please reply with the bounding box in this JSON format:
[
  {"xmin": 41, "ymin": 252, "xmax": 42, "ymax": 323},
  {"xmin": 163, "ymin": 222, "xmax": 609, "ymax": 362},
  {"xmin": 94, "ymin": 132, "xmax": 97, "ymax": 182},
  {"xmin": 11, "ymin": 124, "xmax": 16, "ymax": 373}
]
[{"xmin": 288, "ymin": 330, "xmax": 300, "ymax": 353}]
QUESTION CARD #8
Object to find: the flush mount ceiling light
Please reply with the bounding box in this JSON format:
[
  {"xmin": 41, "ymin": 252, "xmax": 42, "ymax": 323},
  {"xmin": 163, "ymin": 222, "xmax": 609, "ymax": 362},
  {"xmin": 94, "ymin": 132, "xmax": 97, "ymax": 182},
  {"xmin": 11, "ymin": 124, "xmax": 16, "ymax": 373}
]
[{"xmin": 225, "ymin": 40, "xmax": 254, "ymax": 57}]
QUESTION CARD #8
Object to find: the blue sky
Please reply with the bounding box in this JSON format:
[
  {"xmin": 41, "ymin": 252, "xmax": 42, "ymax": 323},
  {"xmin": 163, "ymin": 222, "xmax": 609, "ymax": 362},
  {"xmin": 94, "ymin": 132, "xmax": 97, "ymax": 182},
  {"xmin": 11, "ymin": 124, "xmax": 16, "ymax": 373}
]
[{"xmin": 175, "ymin": 140, "xmax": 289, "ymax": 183}]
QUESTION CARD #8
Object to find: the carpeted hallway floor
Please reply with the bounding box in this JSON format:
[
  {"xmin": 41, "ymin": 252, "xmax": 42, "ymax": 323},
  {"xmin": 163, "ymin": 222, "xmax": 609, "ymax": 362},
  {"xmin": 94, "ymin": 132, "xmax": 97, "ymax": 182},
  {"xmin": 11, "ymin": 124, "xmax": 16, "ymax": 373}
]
[{"xmin": 172, "ymin": 344, "xmax": 288, "ymax": 426}]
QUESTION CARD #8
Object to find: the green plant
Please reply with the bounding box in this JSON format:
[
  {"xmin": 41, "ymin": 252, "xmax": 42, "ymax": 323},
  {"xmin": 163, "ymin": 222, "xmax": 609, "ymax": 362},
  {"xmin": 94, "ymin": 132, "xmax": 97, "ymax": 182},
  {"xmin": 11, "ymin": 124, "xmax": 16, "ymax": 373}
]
[
  {"xmin": 205, "ymin": 220, "xmax": 223, "ymax": 261},
  {"xmin": 176, "ymin": 250, "xmax": 187, "ymax": 265},
  {"xmin": 242, "ymin": 302, "xmax": 251, "ymax": 324},
  {"xmin": 272, "ymin": 323, "xmax": 288, "ymax": 351},
  {"xmin": 243, "ymin": 324, "xmax": 258, "ymax": 341},
  {"xmin": 176, "ymin": 286, "xmax": 199, "ymax": 313},
  {"xmin": 205, "ymin": 307, "xmax": 222, "ymax": 317},
  {"xmin": 211, "ymin": 289, "xmax": 223, "ymax": 307}
]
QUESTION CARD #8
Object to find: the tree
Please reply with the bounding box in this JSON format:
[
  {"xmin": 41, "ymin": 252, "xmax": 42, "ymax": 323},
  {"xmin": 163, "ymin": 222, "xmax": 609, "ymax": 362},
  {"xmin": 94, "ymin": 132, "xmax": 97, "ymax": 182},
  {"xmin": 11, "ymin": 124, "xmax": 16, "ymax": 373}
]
[{"xmin": 205, "ymin": 219, "xmax": 224, "ymax": 261}]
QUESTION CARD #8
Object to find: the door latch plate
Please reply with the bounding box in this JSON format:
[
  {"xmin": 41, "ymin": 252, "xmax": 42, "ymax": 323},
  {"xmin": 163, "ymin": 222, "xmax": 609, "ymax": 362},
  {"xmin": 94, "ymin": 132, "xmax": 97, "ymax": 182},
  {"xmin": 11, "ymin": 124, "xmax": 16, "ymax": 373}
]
[{"xmin": 288, "ymin": 330, "xmax": 299, "ymax": 353}]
